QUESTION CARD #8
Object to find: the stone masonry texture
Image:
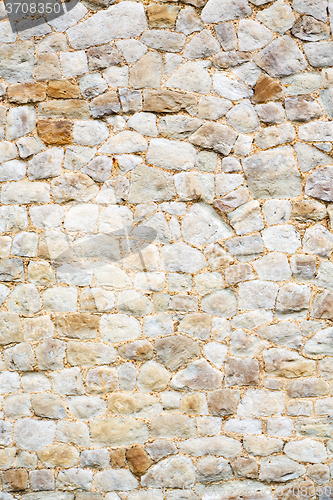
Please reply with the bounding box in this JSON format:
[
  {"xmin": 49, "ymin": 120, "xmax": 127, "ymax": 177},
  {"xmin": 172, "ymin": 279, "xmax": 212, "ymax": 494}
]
[{"xmin": 1, "ymin": 0, "xmax": 333, "ymax": 498}]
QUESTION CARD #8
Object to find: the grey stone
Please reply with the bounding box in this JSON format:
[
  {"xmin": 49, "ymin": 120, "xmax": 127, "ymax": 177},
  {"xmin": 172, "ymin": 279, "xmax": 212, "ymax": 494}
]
[
  {"xmin": 257, "ymin": 0, "xmax": 295, "ymax": 34},
  {"xmin": 292, "ymin": 15, "xmax": 330, "ymax": 41},
  {"xmin": 294, "ymin": 143, "xmax": 333, "ymax": 172},
  {"xmin": 260, "ymin": 456, "xmax": 306, "ymax": 482},
  {"xmin": 238, "ymin": 19, "xmax": 273, "ymax": 51},
  {"xmin": 166, "ymin": 61, "xmax": 211, "ymax": 94},
  {"xmin": 255, "ymin": 36, "xmax": 307, "ymax": 77},
  {"xmin": 293, "ymin": 0, "xmax": 327, "ymax": 22},
  {"xmin": 201, "ymin": 0, "xmax": 252, "ymax": 23},
  {"xmin": 184, "ymin": 30, "xmax": 220, "ymax": 59},
  {"xmin": 141, "ymin": 30, "xmax": 186, "ymax": 53},
  {"xmin": 189, "ymin": 123, "xmax": 237, "ymax": 155},
  {"xmin": 141, "ymin": 457, "xmax": 195, "ymax": 488}
]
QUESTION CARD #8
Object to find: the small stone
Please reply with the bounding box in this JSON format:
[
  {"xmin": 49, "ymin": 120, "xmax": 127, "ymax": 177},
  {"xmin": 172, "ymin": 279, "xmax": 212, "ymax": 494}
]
[
  {"xmin": 148, "ymin": 3, "xmax": 180, "ymax": 28},
  {"xmin": 86, "ymin": 367, "xmax": 119, "ymax": 395},
  {"xmin": 184, "ymin": 30, "xmax": 220, "ymax": 59},
  {"xmin": 255, "ymin": 36, "xmax": 307, "ymax": 77},
  {"xmin": 238, "ymin": 19, "xmax": 273, "ymax": 51},
  {"xmin": 198, "ymin": 96, "xmax": 232, "ymax": 120},
  {"xmin": 303, "ymin": 224, "xmax": 333, "ymax": 257},
  {"xmin": 90, "ymin": 92, "xmax": 120, "ymax": 118},
  {"xmin": 35, "ymin": 53, "xmax": 61, "ymax": 81},
  {"xmin": 137, "ymin": 360, "xmax": 170, "ymax": 392},
  {"xmin": 232, "ymin": 457, "xmax": 258, "ymax": 479},
  {"xmin": 87, "ymin": 45, "xmax": 123, "ymax": 71},
  {"xmin": 6, "ymin": 106, "xmax": 36, "ymax": 141},
  {"xmin": 126, "ymin": 447, "xmax": 152, "ymax": 477},
  {"xmin": 257, "ymin": 0, "xmax": 295, "ymax": 34}
]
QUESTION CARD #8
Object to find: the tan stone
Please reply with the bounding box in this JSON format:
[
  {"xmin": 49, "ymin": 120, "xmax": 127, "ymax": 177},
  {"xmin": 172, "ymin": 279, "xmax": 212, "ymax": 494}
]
[
  {"xmin": 253, "ymin": 75, "xmax": 283, "ymax": 104},
  {"xmin": 154, "ymin": 335, "xmax": 200, "ymax": 371},
  {"xmin": 2, "ymin": 469, "xmax": 28, "ymax": 491},
  {"xmin": 118, "ymin": 340, "xmax": 153, "ymax": 361},
  {"xmin": 47, "ymin": 79, "xmax": 81, "ymax": 99},
  {"xmin": 90, "ymin": 91, "xmax": 120, "ymax": 118},
  {"xmin": 37, "ymin": 119, "xmax": 73, "ymax": 145},
  {"xmin": 143, "ymin": 89, "xmax": 197, "ymax": 113},
  {"xmin": 8, "ymin": 83, "xmax": 46, "ymax": 104},
  {"xmin": 0, "ymin": 449, "xmax": 16, "ymax": 469},
  {"xmin": 287, "ymin": 378, "xmax": 329, "ymax": 398},
  {"xmin": 292, "ymin": 200, "xmax": 326, "ymax": 222},
  {"xmin": 67, "ymin": 341, "xmax": 116, "ymax": 366},
  {"xmin": 35, "ymin": 53, "xmax": 61, "ymax": 81},
  {"xmin": 90, "ymin": 418, "xmax": 149, "ymax": 447},
  {"xmin": 38, "ymin": 444, "xmax": 79, "ymax": 468},
  {"xmin": 38, "ymin": 100, "xmax": 89, "ymax": 119},
  {"xmin": 110, "ymin": 448, "xmax": 125, "ymax": 468},
  {"xmin": 56, "ymin": 314, "xmax": 99, "ymax": 339},
  {"xmin": 207, "ymin": 389, "xmax": 240, "ymax": 416},
  {"xmin": 126, "ymin": 446, "xmax": 152, "ymax": 476},
  {"xmin": 147, "ymin": 3, "xmax": 180, "ymax": 27},
  {"xmin": 264, "ymin": 349, "xmax": 316, "ymax": 378},
  {"xmin": 86, "ymin": 367, "xmax": 119, "ymax": 394},
  {"xmin": 108, "ymin": 393, "xmax": 161, "ymax": 416}
]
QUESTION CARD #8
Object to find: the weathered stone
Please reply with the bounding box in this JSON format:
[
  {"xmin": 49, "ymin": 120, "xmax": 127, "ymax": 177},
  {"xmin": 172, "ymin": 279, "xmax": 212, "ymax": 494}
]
[
  {"xmin": 147, "ymin": 3, "xmax": 179, "ymax": 28},
  {"xmin": 0, "ymin": 42, "xmax": 34, "ymax": 83},
  {"xmin": 87, "ymin": 45, "xmax": 123, "ymax": 71},
  {"xmin": 2, "ymin": 469, "xmax": 28, "ymax": 492},
  {"xmin": 189, "ymin": 123, "xmax": 237, "ymax": 155},
  {"xmin": 171, "ymin": 359, "xmax": 222, "ymax": 391},
  {"xmin": 287, "ymin": 378, "xmax": 329, "ymax": 398},
  {"xmin": 126, "ymin": 447, "xmax": 152, "ymax": 476},
  {"xmin": 255, "ymin": 36, "xmax": 307, "ymax": 77},
  {"xmin": 201, "ymin": 0, "xmax": 252, "ymax": 23},
  {"xmin": 285, "ymin": 439, "xmax": 327, "ymax": 463},
  {"xmin": 257, "ymin": 0, "xmax": 295, "ymax": 34},
  {"xmin": 141, "ymin": 457, "xmax": 195, "ymax": 488},
  {"xmin": 155, "ymin": 335, "xmax": 200, "ymax": 371},
  {"xmin": 304, "ymin": 327, "xmax": 333, "ymax": 355},
  {"xmin": 37, "ymin": 119, "xmax": 73, "ymax": 145},
  {"xmin": 90, "ymin": 92, "xmax": 120, "ymax": 118},
  {"xmin": 264, "ymin": 349, "xmax": 315, "ymax": 378},
  {"xmin": 305, "ymin": 165, "xmax": 333, "ymax": 202},
  {"xmin": 129, "ymin": 52, "xmax": 163, "ymax": 90},
  {"xmin": 260, "ymin": 456, "xmax": 306, "ymax": 482},
  {"xmin": 166, "ymin": 61, "xmax": 211, "ymax": 94},
  {"xmin": 8, "ymin": 83, "xmax": 46, "ymax": 103},
  {"xmin": 285, "ymin": 96, "xmax": 323, "ymax": 122},
  {"xmin": 137, "ymin": 360, "xmax": 170, "ymax": 392},
  {"xmin": 90, "ymin": 418, "xmax": 149, "ymax": 447},
  {"xmin": 176, "ymin": 7, "xmax": 204, "ymax": 35},
  {"xmin": 225, "ymin": 358, "xmax": 259, "ymax": 386},
  {"xmin": 14, "ymin": 419, "xmax": 55, "ymax": 452},
  {"xmin": 237, "ymin": 389, "xmax": 284, "ymax": 417}
]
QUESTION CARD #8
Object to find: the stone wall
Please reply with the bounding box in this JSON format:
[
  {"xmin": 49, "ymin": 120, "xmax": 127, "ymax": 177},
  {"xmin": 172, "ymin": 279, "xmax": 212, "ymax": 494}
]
[{"xmin": 0, "ymin": 0, "xmax": 333, "ymax": 497}]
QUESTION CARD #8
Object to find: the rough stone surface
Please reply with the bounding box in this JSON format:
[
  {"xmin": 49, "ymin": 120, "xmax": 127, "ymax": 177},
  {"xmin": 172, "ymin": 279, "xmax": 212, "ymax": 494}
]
[{"xmin": 0, "ymin": 1, "xmax": 332, "ymax": 497}]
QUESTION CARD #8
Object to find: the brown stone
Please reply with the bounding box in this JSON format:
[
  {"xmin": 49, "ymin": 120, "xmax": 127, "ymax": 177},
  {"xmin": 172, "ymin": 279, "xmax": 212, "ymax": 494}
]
[
  {"xmin": 38, "ymin": 444, "xmax": 79, "ymax": 468},
  {"xmin": 118, "ymin": 340, "xmax": 153, "ymax": 361},
  {"xmin": 147, "ymin": 3, "xmax": 180, "ymax": 28},
  {"xmin": 47, "ymin": 79, "xmax": 81, "ymax": 99},
  {"xmin": 232, "ymin": 457, "xmax": 258, "ymax": 479},
  {"xmin": 143, "ymin": 89, "xmax": 197, "ymax": 113},
  {"xmin": 87, "ymin": 45, "xmax": 123, "ymax": 71},
  {"xmin": 126, "ymin": 446, "xmax": 152, "ymax": 476},
  {"xmin": 225, "ymin": 357, "xmax": 260, "ymax": 387},
  {"xmin": 56, "ymin": 314, "xmax": 99, "ymax": 340},
  {"xmin": 311, "ymin": 290, "xmax": 333, "ymax": 319},
  {"xmin": 110, "ymin": 448, "xmax": 126, "ymax": 468},
  {"xmin": 292, "ymin": 200, "xmax": 326, "ymax": 222},
  {"xmin": 8, "ymin": 83, "xmax": 46, "ymax": 103},
  {"xmin": 252, "ymin": 75, "xmax": 283, "ymax": 104},
  {"xmin": 2, "ymin": 469, "xmax": 28, "ymax": 491},
  {"xmin": 90, "ymin": 91, "xmax": 120, "ymax": 118},
  {"xmin": 207, "ymin": 389, "xmax": 240, "ymax": 416},
  {"xmin": 154, "ymin": 335, "xmax": 200, "ymax": 371},
  {"xmin": 37, "ymin": 119, "xmax": 73, "ymax": 145},
  {"xmin": 38, "ymin": 99, "xmax": 90, "ymax": 119}
]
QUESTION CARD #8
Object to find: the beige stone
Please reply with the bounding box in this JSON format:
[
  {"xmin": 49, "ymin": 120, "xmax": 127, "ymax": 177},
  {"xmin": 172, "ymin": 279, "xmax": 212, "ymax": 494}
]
[
  {"xmin": 208, "ymin": 389, "xmax": 240, "ymax": 416},
  {"xmin": 8, "ymin": 83, "xmax": 46, "ymax": 104},
  {"xmin": 47, "ymin": 79, "xmax": 81, "ymax": 99},
  {"xmin": 147, "ymin": 3, "xmax": 180, "ymax": 27},
  {"xmin": 38, "ymin": 100, "xmax": 89, "ymax": 120},
  {"xmin": 2, "ymin": 469, "xmax": 28, "ymax": 491},
  {"xmin": 90, "ymin": 418, "xmax": 149, "ymax": 447},
  {"xmin": 56, "ymin": 314, "xmax": 99, "ymax": 339},
  {"xmin": 126, "ymin": 446, "xmax": 153, "ymax": 476},
  {"xmin": 38, "ymin": 444, "xmax": 79, "ymax": 468}
]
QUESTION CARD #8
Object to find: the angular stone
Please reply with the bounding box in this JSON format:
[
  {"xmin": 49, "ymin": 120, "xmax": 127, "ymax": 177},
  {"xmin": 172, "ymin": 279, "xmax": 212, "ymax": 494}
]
[
  {"xmin": 28, "ymin": 147, "xmax": 63, "ymax": 180},
  {"xmin": 215, "ymin": 21, "xmax": 237, "ymax": 50},
  {"xmin": 87, "ymin": 45, "xmax": 123, "ymax": 71},
  {"xmin": 264, "ymin": 348, "xmax": 315, "ymax": 378},
  {"xmin": 47, "ymin": 79, "xmax": 80, "ymax": 99},
  {"xmin": 176, "ymin": 7, "xmax": 204, "ymax": 35},
  {"xmin": 255, "ymin": 36, "xmax": 307, "ymax": 77},
  {"xmin": 213, "ymin": 72, "xmax": 253, "ymax": 100},
  {"xmin": 238, "ymin": 19, "xmax": 273, "ymax": 51},
  {"xmin": 129, "ymin": 52, "xmax": 163, "ymax": 90},
  {"xmin": 257, "ymin": 322, "xmax": 302, "ymax": 349},
  {"xmin": 255, "ymin": 123, "xmax": 295, "ymax": 149},
  {"xmin": 262, "ymin": 225, "xmax": 301, "ymax": 253},
  {"xmin": 166, "ymin": 61, "xmax": 211, "ymax": 94},
  {"xmin": 189, "ymin": 123, "xmax": 237, "ymax": 155},
  {"xmin": 184, "ymin": 30, "xmax": 220, "ymax": 59},
  {"xmin": 147, "ymin": 3, "xmax": 179, "ymax": 28},
  {"xmin": 292, "ymin": 15, "xmax": 330, "ymax": 41},
  {"xmin": 51, "ymin": 173, "xmax": 98, "ymax": 203},
  {"xmin": 0, "ymin": 41, "xmax": 34, "ymax": 83},
  {"xmin": 257, "ymin": 0, "xmax": 295, "ymax": 34},
  {"xmin": 155, "ymin": 335, "xmax": 200, "ymax": 371},
  {"xmin": 197, "ymin": 457, "xmax": 232, "ymax": 483},
  {"xmin": 67, "ymin": 2, "xmax": 147, "ymax": 50},
  {"xmin": 142, "ymin": 30, "xmax": 186, "ymax": 53},
  {"xmin": 276, "ymin": 283, "xmax": 311, "ymax": 317},
  {"xmin": 108, "ymin": 393, "xmax": 161, "ymax": 417},
  {"xmin": 128, "ymin": 165, "xmax": 175, "ymax": 204},
  {"xmin": 305, "ymin": 165, "xmax": 333, "ymax": 202},
  {"xmin": 293, "ymin": 0, "xmax": 327, "ymax": 22},
  {"xmin": 126, "ymin": 447, "xmax": 152, "ymax": 477},
  {"xmin": 37, "ymin": 119, "xmax": 73, "ymax": 145},
  {"xmin": 303, "ymin": 224, "xmax": 333, "ymax": 257},
  {"xmin": 90, "ymin": 92, "xmax": 120, "ymax": 118},
  {"xmin": 238, "ymin": 280, "xmax": 278, "ymax": 310},
  {"xmin": 232, "ymin": 457, "xmax": 258, "ymax": 479},
  {"xmin": 242, "ymin": 146, "xmax": 301, "ymax": 199},
  {"xmin": 304, "ymin": 327, "xmax": 333, "ymax": 355},
  {"xmin": 255, "ymin": 102, "xmax": 285, "ymax": 123},
  {"xmin": 225, "ymin": 358, "xmax": 259, "ymax": 386},
  {"xmin": 285, "ymin": 96, "xmax": 323, "ymax": 122},
  {"xmin": 201, "ymin": 0, "xmax": 252, "ymax": 23},
  {"xmin": 244, "ymin": 435, "xmax": 283, "ymax": 457}
]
